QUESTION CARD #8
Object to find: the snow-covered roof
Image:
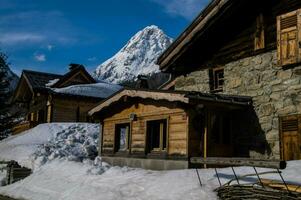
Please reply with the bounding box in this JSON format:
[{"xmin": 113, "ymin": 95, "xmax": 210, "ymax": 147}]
[
  {"xmin": 51, "ymin": 82, "xmax": 122, "ymax": 99},
  {"xmin": 45, "ymin": 79, "xmax": 59, "ymax": 87}
]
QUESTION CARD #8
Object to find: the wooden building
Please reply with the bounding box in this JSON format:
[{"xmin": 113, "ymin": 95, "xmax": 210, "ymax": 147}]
[
  {"xmin": 157, "ymin": 0, "xmax": 301, "ymax": 160},
  {"xmin": 89, "ymin": 88, "xmax": 251, "ymax": 170},
  {"xmin": 13, "ymin": 64, "xmax": 121, "ymax": 133}
]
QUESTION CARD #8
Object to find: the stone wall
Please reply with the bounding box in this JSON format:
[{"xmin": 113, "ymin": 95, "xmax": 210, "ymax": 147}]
[{"xmin": 175, "ymin": 51, "xmax": 301, "ymax": 159}]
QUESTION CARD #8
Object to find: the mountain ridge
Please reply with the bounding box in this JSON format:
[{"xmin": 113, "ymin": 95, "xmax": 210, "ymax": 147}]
[{"xmin": 93, "ymin": 25, "xmax": 173, "ymax": 84}]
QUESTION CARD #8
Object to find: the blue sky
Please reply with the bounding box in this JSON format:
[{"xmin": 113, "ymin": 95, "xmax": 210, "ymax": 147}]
[{"xmin": 0, "ymin": 0, "xmax": 209, "ymax": 76}]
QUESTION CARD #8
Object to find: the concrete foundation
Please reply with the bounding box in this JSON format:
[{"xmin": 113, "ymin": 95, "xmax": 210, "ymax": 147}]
[{"xmin": 102, "ymin": 157, "xmax": 189, "ymax": 170}]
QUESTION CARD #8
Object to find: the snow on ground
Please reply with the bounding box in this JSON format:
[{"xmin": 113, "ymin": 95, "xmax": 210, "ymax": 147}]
[
  {"xmin": 0, "ymin": 159, "xmax": 301, "ymax": 200},
  {"xmin": 0, "ymin": 123, "xmax": 301, "ymax": 200},
  {"xmin": 0, "ymin": 123, "xmax": 99, "ymax": 170}
]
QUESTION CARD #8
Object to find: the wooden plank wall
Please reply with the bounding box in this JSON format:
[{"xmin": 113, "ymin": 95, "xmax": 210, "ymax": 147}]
[
  {"xmin": 52, "ymin": 98, "xmax": 98, "ymax": 122},
  {"xmin": 102, "ymin": 103, "xmax": 188, "ymax": 157}
]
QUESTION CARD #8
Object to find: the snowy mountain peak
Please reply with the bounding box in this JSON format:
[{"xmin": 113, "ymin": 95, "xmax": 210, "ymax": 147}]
[{"xmin": 94, "ymin": 25, "xmax": 173, "ymax": 84}]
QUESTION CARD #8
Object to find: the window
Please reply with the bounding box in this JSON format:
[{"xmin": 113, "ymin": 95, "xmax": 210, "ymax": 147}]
[
  {"xmin": 277, "ymin": 9, "xmax": 301, "ymax": 66},
  {"xmin": 209, "ymin": 67, "xmax": 224, "ymax": 92},
  {"xmin": 254, "ymin": 14, "xmax": 265, "ymax": 51},
  {"xmin": 146, "ymin": 119, "xmax": 167, "ymax": 153},
  {"xmin": 114, "ymin": 123, "xmax": 130, "ymax": 152}
]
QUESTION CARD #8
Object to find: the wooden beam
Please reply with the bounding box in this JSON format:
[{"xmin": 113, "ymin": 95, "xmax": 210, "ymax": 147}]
[{"xmin": 190, "ymin": 157, "xmax": 287, "ymax": 169}]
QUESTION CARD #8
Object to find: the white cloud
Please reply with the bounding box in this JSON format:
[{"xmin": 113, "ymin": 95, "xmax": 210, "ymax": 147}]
[
  {"xmin": 47, "ymin": 44, "xmax": 54, "ymax": 51},
  {"xmin": 151, "ymin": 0, "xmax": 208, "ymax": 20},
  {"xmin": 34, "ymin": 53, "xmax": 46, "ymax": 62},
  {"xmin": 0, "ymin": 32, "xmax": 45, "ymax": 46},
  {"xmin": 88, "ymin": 57, "xmax": 97, "ymax": 62}
]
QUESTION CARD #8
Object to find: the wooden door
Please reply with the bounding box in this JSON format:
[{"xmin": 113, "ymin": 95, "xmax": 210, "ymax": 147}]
[
  {"xmin": 208, "ymin": 111, "xmax": 233, "ymax": 157},
  {"xmin": 280, "ymin": 115, "xmax": 301, "ymax": 160}
]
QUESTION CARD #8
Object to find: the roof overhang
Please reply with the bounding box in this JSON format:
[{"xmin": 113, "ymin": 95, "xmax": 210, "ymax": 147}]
[
  {"xmin": 89, "ymin": 88, "xmax": 253, "ymax": 117},
  {"xmin": 88, "ymin": 89, "xmax": 189, "ymax": 116},
  {"xmin": 157, "ymin": 0, "xmax": 232, "ymax": 72}
]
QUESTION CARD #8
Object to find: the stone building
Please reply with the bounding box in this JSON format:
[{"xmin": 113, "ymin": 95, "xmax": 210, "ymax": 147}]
[{"xmin": 157, "ymin": 0, "xmax": 301, "ymax": 160}]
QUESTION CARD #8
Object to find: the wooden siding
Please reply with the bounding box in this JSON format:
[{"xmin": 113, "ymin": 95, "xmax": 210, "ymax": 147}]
[
  {"xmin": 51, "ymin": 98, "xmax": 97, "ymax": 122},
  {"xmin": 101, "ymin": 103, "xmax": 189, "ymax": 158}
]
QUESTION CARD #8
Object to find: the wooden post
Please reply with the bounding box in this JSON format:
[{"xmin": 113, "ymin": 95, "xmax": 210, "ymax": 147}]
[{"xmin": 203, "ymin": 111, "xmax": 208, "ymax": 168}]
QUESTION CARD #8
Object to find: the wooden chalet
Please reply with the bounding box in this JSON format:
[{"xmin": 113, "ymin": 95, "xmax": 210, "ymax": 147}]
[
  {"xmin": 13, "ymin": 64, "xmax": 119, "ymax": 133},
  {"xmin": 89, "ymin": 88, "xmax": 251, "ymax": 170},
  {"xmin": 157, "ymin": 0, "xmax": 301, "ymax": 160}
]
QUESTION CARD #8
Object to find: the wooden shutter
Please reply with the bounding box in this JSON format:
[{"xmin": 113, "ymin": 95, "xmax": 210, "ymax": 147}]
[
  {"xmin": 279, "ymin": 114, "xmax": 301, "ymax": 160},
  {"xmin": 254, "ymin": 14, "xmax": 265, "ymax": 50},
  {"xmin": 277, "ymin": 9, "xmax": 301, "ymax": 66}
]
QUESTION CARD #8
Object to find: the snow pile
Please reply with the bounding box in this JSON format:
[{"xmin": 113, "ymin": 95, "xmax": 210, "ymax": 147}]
[
  {"xmin": 34, "ymin": 123, "xmax": 99, "ymax": 165},
  {"xmin": 94, "ymin": 25, "xmax": 173, "ymax": 83},
  {"xmin": 51, "ymin": 82, "xmax": 122, "ymax": 98},
  {"xmin": 0, "ymin": 123, "xmax": 99, "ymax": 170}
]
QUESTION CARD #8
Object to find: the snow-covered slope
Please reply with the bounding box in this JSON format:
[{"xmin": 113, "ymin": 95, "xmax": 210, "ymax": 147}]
[{"xmin": 94, "ymin": 25, "xmax": 173, "ymax": 84}]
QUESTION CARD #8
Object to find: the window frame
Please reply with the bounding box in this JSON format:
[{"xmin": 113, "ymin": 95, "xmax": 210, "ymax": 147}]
[
  {"xmin": 114, "ymin": 122, "xmax": 131, "ymax": 153},
  {"xmin": 145, "ymin": 118, "xmax": 169, "ymax": 155},
  {"xmin": 209, "ymin": 67, "xmax": 224, "ymax": 93}
]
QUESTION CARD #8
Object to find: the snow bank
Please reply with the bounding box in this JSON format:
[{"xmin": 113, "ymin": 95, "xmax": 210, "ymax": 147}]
[
  {"xmin": 52, "ymin": 82, "xmax": 122, "ymax": 98},
  {"xmin": 0, "ymin": 123, "xmax": 99, "ymax": 169},
  {"xmin": 0, "ymin": 159, "xmax": 214, "ymax": 200},
  {"xmin": 1, "ymin": 159, "xmax": 301, "ymax": 200}
]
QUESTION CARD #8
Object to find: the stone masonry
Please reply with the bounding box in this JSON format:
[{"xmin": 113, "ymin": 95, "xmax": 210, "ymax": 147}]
[{"xmin": 175, "ymin": 51, "xmax": 301, "ymax": 159}]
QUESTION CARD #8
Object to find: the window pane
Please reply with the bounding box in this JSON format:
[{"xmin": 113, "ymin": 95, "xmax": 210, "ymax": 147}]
[
  {"xmin": 115, "ymin": 123, "xmax": 130, "ymax": 152},
  {"xmin": 147, "ymin": 119, "xmax": 167, "ymax": 152},
  {"xmin": 119, "ymin": 127, "xmax": 127, "ymax": 151}
]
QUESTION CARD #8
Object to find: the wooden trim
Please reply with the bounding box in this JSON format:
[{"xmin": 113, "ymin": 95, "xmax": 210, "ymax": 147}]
[
  {"xmin": 103, "ymin": 111, "xmax": 182, "ymax": 123},
  {"xmin": 89, "ymin": 90, "xmax": 189, "ymax": 116}
]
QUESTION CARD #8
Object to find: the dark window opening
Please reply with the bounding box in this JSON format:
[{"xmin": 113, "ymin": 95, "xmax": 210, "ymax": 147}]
[
  {"xmin": 115, "ymin": 123, "xmax": 130, "ymax": 152},
  {"xmin": 211, "ymin": 114, "xmax": 231, "ymax": 145},
  {"xmin": 38, "ymin": 109, "xmax": 45, "ymax": 123},
  {"xmin": 209, "ymin": 67, "xmax": 224, "ymax": 92},
  {"xmin": 146, "ymin": 119, "xmax": 167, "ymax": 153},
  {"xmin": 76, "ymin": 107, "xmax": 80, "ymax": 122}
]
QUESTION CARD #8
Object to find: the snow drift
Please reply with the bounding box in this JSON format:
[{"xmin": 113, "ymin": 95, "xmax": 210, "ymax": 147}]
[{"xmin": 0, "ymin": 123, "xmax": 99, "ymax": 170}]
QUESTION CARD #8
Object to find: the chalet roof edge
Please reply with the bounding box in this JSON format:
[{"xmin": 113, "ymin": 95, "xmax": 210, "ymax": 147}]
[
  {"xmin": 88, "ymin": 88, "xmax": 253, "ymax": 116},
  {"xmin": 157, "ymin": 0, "xmax": 230, "ymax": 71},
  {"xmin": 88, "ymin": 88, "xmax": 189, "ymax": 116},
  {"xmin": 22, "ymin": 69, "xmax": 63, "ymax": 78}
]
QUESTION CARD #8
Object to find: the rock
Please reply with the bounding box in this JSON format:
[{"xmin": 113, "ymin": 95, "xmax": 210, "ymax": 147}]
[{"xmin": 277, "ymin": 70, "xmax": 292, "ymax": 80}]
